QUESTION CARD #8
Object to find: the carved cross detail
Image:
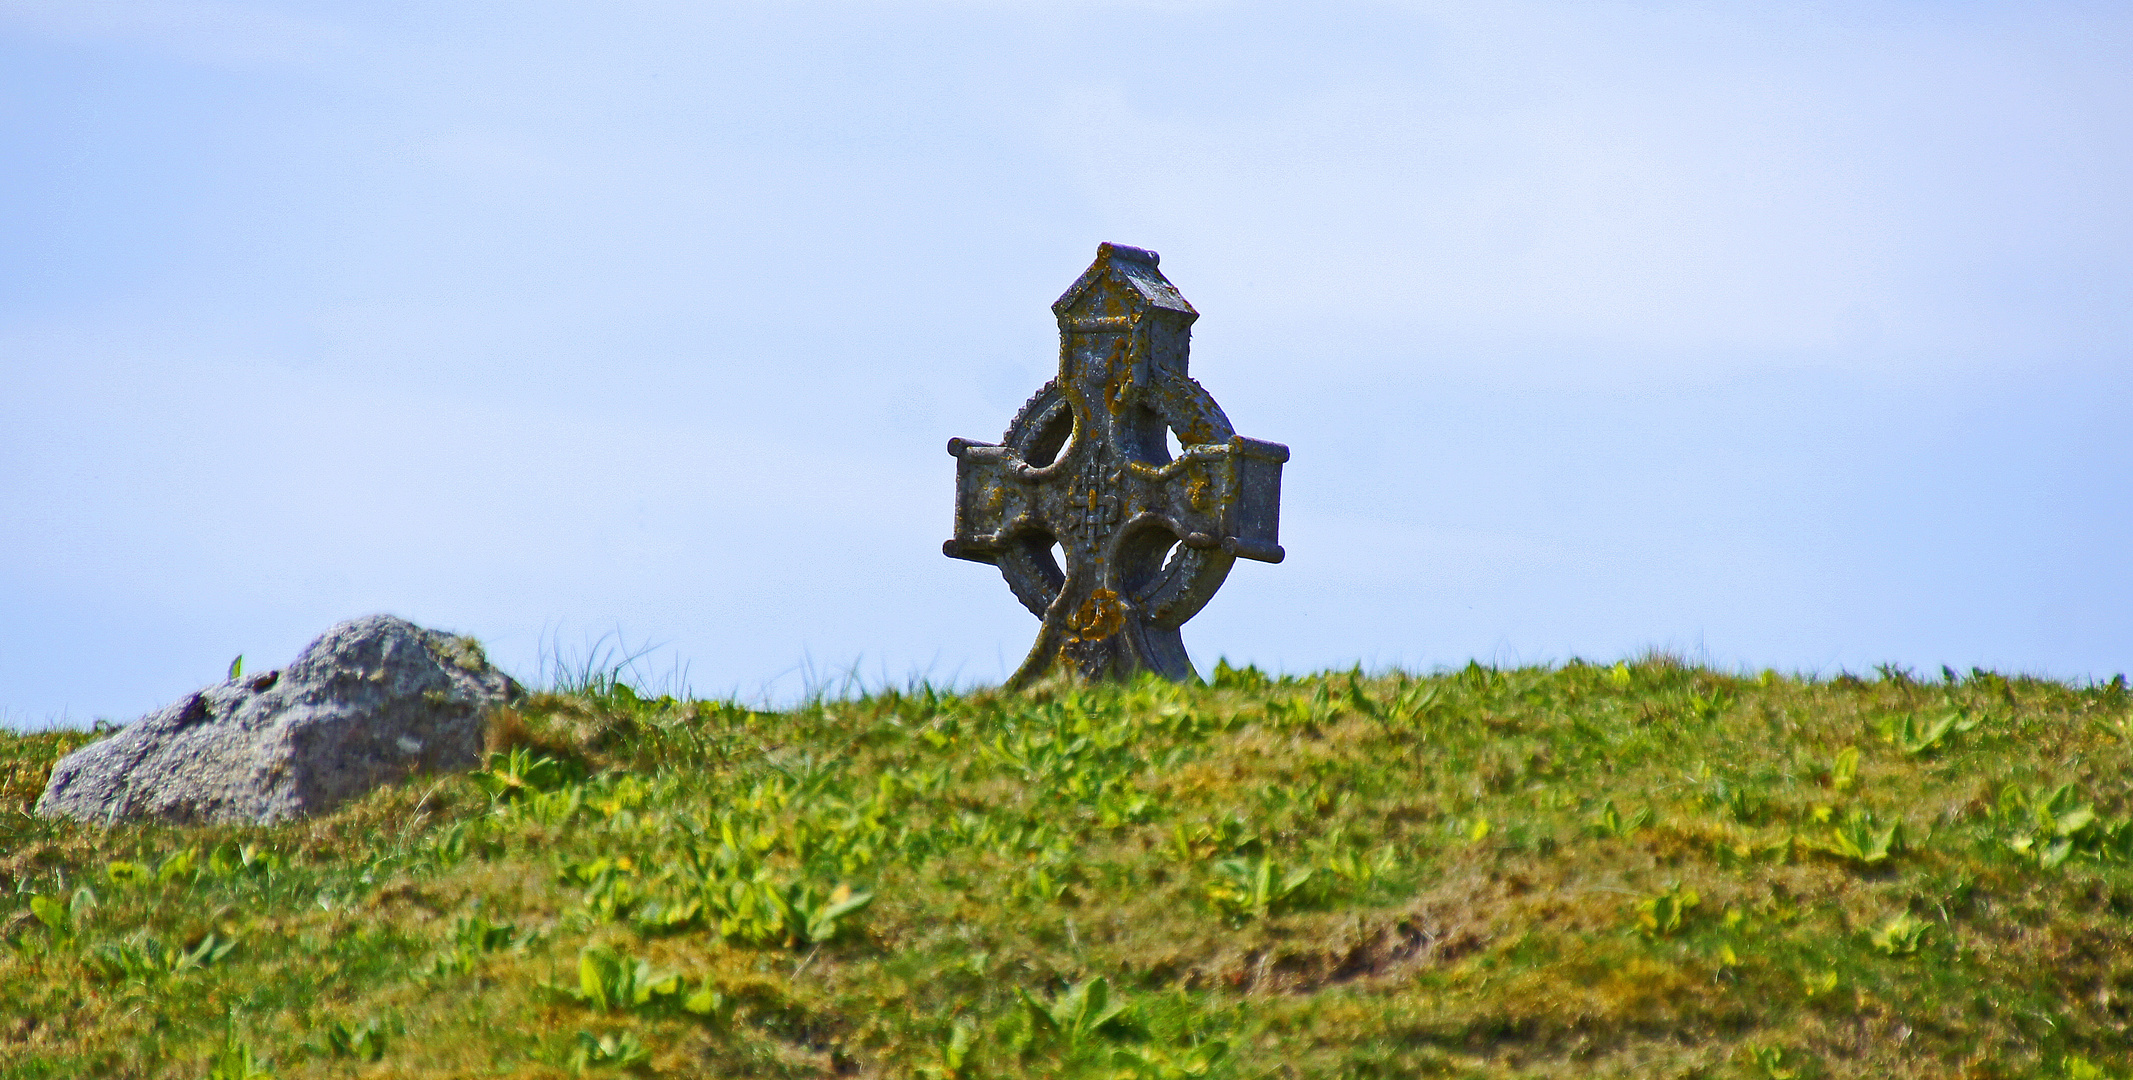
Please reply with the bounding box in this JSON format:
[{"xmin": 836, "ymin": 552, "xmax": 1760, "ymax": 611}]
[{"xmin": 945, "ymin": 243, "xmax": 1287, "ymax": 687}]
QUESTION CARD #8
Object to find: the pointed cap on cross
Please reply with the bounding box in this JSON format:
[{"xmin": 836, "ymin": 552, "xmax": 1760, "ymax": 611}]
[{"xmin": 1052, "ymin": 242, "xmax": 1198, "ymax": 324}]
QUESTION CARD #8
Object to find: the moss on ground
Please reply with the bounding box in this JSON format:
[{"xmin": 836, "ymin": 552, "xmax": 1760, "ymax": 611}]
[{"xmin": 4, "ymin": 659, "xmax": 2132, "ymax": 1078}]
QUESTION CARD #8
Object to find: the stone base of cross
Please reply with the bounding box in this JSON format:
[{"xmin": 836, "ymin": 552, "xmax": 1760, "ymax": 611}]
[{"xmin": 944, "ymin": 244, "xmax": 1287, "ymax": 688}]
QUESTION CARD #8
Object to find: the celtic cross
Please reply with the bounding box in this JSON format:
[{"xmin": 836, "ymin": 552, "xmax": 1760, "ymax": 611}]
[{"xmin": 944, "ymin": 243, "xmax": 1288, "ymax": 687}]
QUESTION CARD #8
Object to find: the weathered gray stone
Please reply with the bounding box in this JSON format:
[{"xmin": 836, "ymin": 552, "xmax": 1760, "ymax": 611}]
[
  {"xmin": 35, "ymin": 615, "xmax": 522, "ymax": 825},
  {"xmin": 944, "ymin": 243, "xmax": 1287, "ymax": 687}
]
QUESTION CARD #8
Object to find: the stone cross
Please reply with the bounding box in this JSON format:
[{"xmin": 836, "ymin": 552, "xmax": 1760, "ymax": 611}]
[{"xmin": 945, "ymin": 243, "xmax": 1287, "ymax": 687}]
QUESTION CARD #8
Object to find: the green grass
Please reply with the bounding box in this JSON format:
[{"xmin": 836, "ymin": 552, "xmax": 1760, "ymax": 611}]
[{"xmin": 5, "ymin": 657, "xmax": 2133, "ymax": 1078}]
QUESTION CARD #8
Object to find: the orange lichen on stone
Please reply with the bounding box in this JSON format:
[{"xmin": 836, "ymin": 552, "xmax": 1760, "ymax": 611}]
[{"xmin": 1070, "ymin": 588, "xmax": 1127, "ymax": 641}]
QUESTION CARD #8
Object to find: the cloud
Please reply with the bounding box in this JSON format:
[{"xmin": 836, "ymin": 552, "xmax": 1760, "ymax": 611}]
[{"xmin": 1039, "ymin": 1, "xmax": 2133, "ymax": 374}]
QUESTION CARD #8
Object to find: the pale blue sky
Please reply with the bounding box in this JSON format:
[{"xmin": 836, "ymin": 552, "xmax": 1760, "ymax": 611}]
[{"xmin": 4, "ymin": 2, "xmax": 2128, "ymax": 726}]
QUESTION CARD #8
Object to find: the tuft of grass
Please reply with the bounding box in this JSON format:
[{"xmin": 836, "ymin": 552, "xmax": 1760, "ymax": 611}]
[{"xmin": 3, "ymin": 660, "xmax": 2132, "ymax": 1077}]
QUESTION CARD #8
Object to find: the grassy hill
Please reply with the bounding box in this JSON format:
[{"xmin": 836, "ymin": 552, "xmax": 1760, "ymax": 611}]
[{"xmin": 4, "ymin": 658, "xmax": 2132, "ymax": 1079}]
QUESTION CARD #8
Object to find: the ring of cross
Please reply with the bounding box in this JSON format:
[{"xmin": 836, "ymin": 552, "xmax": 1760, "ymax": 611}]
[{"xmin": 987, "ymin": 374, "xmax": 1240, "ymax": 630}]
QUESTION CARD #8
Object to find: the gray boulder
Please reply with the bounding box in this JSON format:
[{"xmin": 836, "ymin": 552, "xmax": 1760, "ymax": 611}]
[{"xmin": 36, "ymin": 615, "xmax": 522, "ymax": 825}]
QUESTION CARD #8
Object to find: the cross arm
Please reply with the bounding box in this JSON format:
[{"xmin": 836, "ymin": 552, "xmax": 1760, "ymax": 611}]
[
  {"xmin": 1121, "ymin": 435, "xmax": 1289, "ymax": 564},
  {"xmin": 942, "ymin": 438, "xmax": 1049, "ymax": 564}
]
